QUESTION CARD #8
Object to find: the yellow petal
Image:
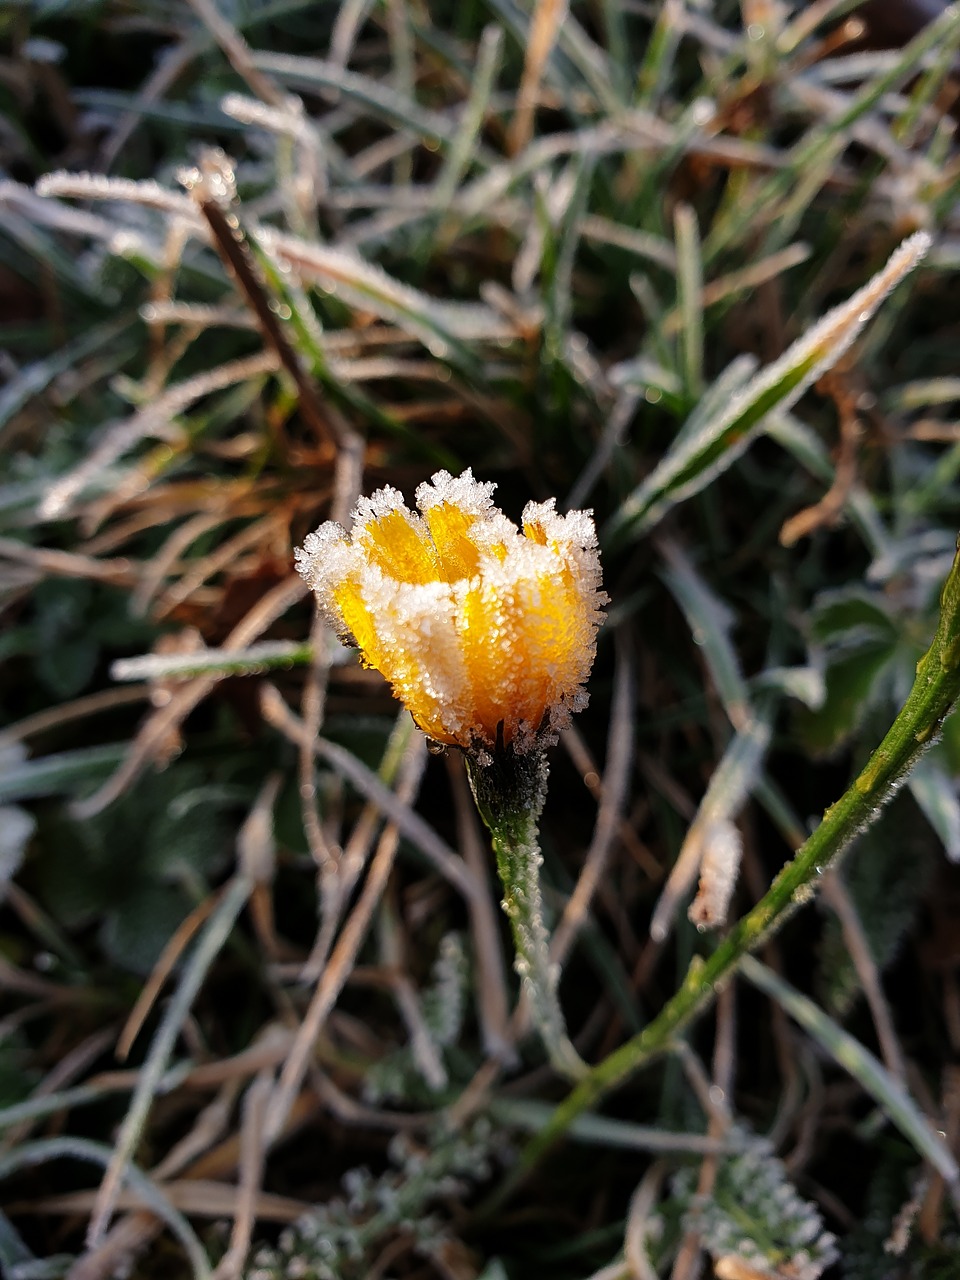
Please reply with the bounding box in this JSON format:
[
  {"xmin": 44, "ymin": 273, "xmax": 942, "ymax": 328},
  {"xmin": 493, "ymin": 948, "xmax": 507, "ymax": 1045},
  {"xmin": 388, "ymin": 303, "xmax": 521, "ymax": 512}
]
[
  {"xmin": 423, "ymin": 501, "xmax": 483, "ymax": 582},
  {"xmin": 296, "ymin": 471, "xmax": 605, "ymax": 754},
  {"xmin": 458, "ymin": 580, "xmax": 513, "ymax": 744},
  {"xmin": 522, "ymin": 515, "xmax": 549, "ymax": 545},
  {"xmin": 360, "ymin": 509, "xmax": 440, "ymax": 584},
  {"xmin": 332, "ymin": 579, "xmax": 386, "ymax": 671}
]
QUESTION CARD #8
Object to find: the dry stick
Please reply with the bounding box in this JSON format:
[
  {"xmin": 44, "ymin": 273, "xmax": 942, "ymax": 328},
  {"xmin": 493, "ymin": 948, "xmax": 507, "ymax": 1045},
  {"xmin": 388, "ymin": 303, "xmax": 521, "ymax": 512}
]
[
  {"xmin": 99, "ymin": 39, "xmax": 197, "ymax": 172},
  {"xmin": 298, "ymin": 435, "xmax": 364, "ymax": 938},
  {"xmin": 38, "ymin": 349, "xmax": 280, "ymax": 524},
  {"xmin": 132, "ymin": 511, "xmax": 226, "ymax": 615},
  {"xmin": 447, "ymin": 756, "xmax": 515, "ymax": 1064},
  {"xmin": 623, "ymin": 1162, "xmax": 668, "ymax": 1280},
  {"xmin": 2, "ymin": 685, "xmax": 150, "ymax": 742},
  {"xmin": 69, "ymin": 1089, "xmax": 242, "ymax": 1280},
  {"xmin": 30, "ymin": 1181, "xmax": 307, "ymax": 1225},
  {"xmin": 551, "ymin": 644, "xmax": 635, "ymax": 967},
  {"xmin": 262, "ymin": 734, "xmax": 428, "ymax": 1143},
  {"xmin": 153, "ymin": 515, "xmax": 285, "ymax": 618},
  {"xmin": 671, "ymin": 983, "xmax": 737, "ymax": 1280},
  {"xmin": 184, "ymin": 0, "xmax": 289, "ymax": 110},
  {"xmin": 154, "ymin": 1086, "xmax": 240, "ymax": 1182},
  {"xmin": 919, "ymin": 1066, "xmax": 960, "ymax": 1242},
  {"xmin": 86, "ymin": 877, "xmax": 253, "ymax": 1250},
  {"xmin": 76, "ymin": 573, "xmax": 307, "ymax": 818},
  {"xmin": 116, "ymin": 895, "xmax": 219, "ymax": 1063},
  {"xmin": 0, "ymin": 537, "xmax": 135, "ymax": 587},
  {"xmin": 307, "ymin": 1069, "xmax": 432, "ymax": 1133},
  {"xmin": 779, "ymin": 370, "xmax": 863, "ymax": 547},
  {"xmin": 562, "ymin": 723, "xmax": 660, "ymax": 879},
  {"xmin": 507, "ymin": 0, "xmax": 569, "ymax": 156},
  {"xmin": 67, "ymin": 1211, "xmax": 158, "ymax": 1280},
  {"xmin": 301, "ymin": 713, "xmax": 413, "ymax": 983},
  {"xmin": 238, "ymin": 774, "xmax": 284, "ymax": 961},
  {"xmin": 185, "ymin": 158, "xmax": 341, "ymax": 450},
  {"xmin": 0, "ymin": 1027, "xmax": 117, "ymax": 1155},
  {"xmin": 820, "ymin": 868, "xmax": 908, "ymax": 1086},
  {"xmin": 330, "ymin": 0, "xmax": 370, "ymax": 70},
  {"xmin": 211, "ymin": 1072, "xmax": 273, "ymax": 1280},
  {"xmin": 260, "ymin": 685, "xmax": 480, "ymax": 903}
]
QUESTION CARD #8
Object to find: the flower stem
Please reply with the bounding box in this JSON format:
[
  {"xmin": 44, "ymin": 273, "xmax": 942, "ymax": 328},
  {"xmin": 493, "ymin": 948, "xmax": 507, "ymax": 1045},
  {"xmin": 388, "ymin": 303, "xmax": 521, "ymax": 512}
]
[
  {"xmin": 466, "ymin": 746, "xmax": 586, "ymax": 1080},
  {"xmin": 512, "ymin": 537, "xmax": 960, "ymax": 1179}
]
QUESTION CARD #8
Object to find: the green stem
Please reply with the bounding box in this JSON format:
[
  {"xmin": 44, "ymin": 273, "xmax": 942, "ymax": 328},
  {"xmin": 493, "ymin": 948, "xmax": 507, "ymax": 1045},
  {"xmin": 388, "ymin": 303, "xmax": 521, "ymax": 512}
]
[
  {"xmin": 466, "ymin": 746, "xmax": 585, "ymax": 1080},
  {"xmin": 516, "ymin": 537, "xmax": 960, "ymax": 1176}
]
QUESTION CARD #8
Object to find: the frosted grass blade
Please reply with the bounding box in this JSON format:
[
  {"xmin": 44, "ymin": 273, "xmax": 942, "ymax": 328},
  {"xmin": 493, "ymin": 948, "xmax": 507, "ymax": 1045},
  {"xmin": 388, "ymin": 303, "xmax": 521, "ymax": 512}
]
[
  {"xmin": 741, "ymin": 955, "xmax": 960, "ymax": 1190},
  {"xmin": 608, "ymin": 232, "xmax": 930, "ymax": 543}
]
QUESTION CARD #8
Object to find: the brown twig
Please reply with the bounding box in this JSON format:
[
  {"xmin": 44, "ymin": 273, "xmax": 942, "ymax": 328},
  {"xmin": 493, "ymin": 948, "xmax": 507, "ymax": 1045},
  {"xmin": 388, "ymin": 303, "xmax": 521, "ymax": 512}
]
[
  {"xmin": 780, "ymin": 369, "xmax": 864, "ymax": 547},
  {"xmin": 821, "ymin": 868, "xmax": 908, "ymax": 1086},
  {"xmin": 551, "ymin": 643, "xmax": 635, "ymax": 968},
  {"xmin": 262, "ymin": 732, "xmax": 429, "ymax": 1143},
  {"xmin": 182, "ymin": 152, "xmax": 344, "ymax": 449}
]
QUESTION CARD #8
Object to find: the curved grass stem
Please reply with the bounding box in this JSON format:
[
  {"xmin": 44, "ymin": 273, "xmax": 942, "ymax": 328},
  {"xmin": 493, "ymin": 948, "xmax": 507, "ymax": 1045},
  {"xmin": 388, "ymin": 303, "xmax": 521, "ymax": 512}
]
[{"xmin": 513, "ymin": 537, "xmax": 960, "ymax": 1177}]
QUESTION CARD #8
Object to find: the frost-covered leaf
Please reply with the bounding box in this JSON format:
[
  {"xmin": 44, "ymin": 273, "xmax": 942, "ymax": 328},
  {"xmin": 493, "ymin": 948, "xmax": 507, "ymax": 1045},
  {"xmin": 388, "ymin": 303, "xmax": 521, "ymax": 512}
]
[
  {"xmin": 908, "ymin": 754, "xmax": 960, "ymax": 862},
  {"xmin": 795, "ymin": 640, "xmax": 896, "ymax": 755},
  {"xmin": 817, "ymin": 789, "xmax": 936, "ymax": 1017},
  {"xmin": 0, "ymin": 805, "xmax": 35, "ymax": 883},
  {"xmin": 673, "ymin": 1140, "xmax": 838, "ymax": 1280}
]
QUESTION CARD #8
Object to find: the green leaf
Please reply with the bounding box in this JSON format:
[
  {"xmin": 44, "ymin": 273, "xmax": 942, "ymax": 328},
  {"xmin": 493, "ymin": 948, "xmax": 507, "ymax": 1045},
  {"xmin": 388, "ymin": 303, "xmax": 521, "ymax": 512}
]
[
  {"xmin": 98, "ymin": 883, "xmax": 193, "ymax": 977},
  {"xmin": 0, "ymin": 743, "xmax": 126, "ymax": 803},
  {"xmin": 37, "ymin": 765, "xmax": 232, "ymax": 973},
  {"xmin": 0, "ymin": 805, "xmax": 35, "ymax": 882},
  {"xmin": 908, "ymin": 754, "xmax": 960, "ymax": 863},
  {"xmin": 795, "ymin": 640, "xmax": 896, "ymax": 755},
  {"xmin": 809, "ymin": 587, "xmax": 898, "ymax": 646}
]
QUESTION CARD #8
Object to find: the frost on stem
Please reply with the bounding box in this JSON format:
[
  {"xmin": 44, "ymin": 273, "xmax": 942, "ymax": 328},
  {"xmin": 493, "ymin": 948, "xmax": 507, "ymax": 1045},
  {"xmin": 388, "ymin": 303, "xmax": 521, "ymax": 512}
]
[{"xmin": 466, "ymin": 742, "xmax": 586, "ymax": 1080}]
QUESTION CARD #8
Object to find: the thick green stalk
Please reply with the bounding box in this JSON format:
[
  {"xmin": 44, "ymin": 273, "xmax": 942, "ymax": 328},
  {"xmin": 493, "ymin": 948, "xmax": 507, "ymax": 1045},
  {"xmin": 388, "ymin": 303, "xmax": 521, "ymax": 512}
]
[
  {"xmin": 517, "ymin": 538, "xmax": 960, "ymax": 1174},
  {"xmin": 466, "ymin": 746, "xmax": 585, "ymax": 1080}
]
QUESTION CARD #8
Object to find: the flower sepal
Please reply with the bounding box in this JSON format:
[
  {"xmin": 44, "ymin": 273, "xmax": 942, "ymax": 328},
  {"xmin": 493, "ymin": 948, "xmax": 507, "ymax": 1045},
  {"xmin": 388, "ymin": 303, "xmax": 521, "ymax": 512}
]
[{"xmin": 464, "ymin": 732, "xmax": 549, "ymax": 848}]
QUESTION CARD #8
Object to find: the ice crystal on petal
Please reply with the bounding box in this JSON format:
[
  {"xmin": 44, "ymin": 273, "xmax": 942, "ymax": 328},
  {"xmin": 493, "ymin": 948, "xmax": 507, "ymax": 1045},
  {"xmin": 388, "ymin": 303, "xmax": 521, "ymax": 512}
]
[{"xmin": 296, "ymin": 470, "xmax": 607, "ymax": 753}]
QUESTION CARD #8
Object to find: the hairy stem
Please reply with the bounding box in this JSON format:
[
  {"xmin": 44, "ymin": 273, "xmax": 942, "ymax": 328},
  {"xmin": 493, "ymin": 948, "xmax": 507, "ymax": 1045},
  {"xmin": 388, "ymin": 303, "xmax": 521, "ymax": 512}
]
[
  {"xmin": 466, "ymin": 745, "xmax": 585, "ymax": 1080},
  {"xmin": 516, "ymin": 537, "xmax": 960, "ymax": 1175}
]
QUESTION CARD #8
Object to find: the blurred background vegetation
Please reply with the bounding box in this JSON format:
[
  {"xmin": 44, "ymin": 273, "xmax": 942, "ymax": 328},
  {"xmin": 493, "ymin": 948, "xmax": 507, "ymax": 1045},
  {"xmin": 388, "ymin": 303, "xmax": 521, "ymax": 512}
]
[{"xmin": 3, "ymin": 0, "xmax": 960, "ymax": 1275}]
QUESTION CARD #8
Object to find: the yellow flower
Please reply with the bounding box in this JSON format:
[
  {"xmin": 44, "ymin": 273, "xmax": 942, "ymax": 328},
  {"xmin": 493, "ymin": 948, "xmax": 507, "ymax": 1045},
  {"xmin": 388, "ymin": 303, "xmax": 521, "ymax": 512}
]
[{"xmin": 296, "ymin": 469, "xmax": 607, "ymax": 755}]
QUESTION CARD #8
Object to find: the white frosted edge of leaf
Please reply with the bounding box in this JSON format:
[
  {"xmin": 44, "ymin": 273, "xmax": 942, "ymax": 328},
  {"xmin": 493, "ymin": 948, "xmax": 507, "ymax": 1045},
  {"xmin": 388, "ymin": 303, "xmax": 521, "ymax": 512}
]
[
  {"xmin": 35, "ymin": 170, "xmax": 199, "ymax": 219},
  {"xmin": 294, "ymin": 521, "xmax": 355, "ymax": 606},
  {"xmin": 220, "ymin": 92, "xmax": 305, "ymax": 136},
  {"xmin": 111, "ymin": 640, "xmax": 316, "ymax": 682},
  {"xmin": 774, "ymin": 228, "xmax": 931, "ymax": 380},
  {"xmin": 523, "ymin": 498, "xmax": 599, "ymax": 550},
  {"xmin": 470, "ymin": 511, "xmax": 521, "ymax": 552},
  {"xmin": 265, "ymin": 231, "xmax": 505, "ymax": 341},
  {"xmin": 352, "ymin": 484, "xmax": 411, "ymax": 527},
  {"xmin": 415, "ymin": 467, "xmax": 496, "ymax": 515}
]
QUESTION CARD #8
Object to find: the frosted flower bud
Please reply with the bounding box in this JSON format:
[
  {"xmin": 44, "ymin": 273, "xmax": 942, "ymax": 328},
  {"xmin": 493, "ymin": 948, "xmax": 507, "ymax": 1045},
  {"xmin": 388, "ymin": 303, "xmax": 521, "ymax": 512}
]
[{"xmin": 295, "ymin": 469, "xmax": 607, "ymax": 755}]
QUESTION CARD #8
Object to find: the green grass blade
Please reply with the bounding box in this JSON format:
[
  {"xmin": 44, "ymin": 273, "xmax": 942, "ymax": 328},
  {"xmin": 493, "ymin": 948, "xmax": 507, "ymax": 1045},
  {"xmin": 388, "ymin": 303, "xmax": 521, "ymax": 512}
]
[{"xmin": 608, "ymin": 232, "xmax": 930, "ymax": 543}]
